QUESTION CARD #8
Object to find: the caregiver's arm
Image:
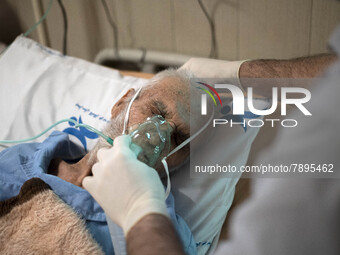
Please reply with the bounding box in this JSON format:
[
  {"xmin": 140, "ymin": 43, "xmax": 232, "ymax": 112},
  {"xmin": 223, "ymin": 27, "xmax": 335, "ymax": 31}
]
[
  {"xmin": 127, "ymin": 214, "xmax": 185, "ymax": 255},
  {"xmin": 180, "ymin": 54, "xmax": 337, "ymax": 97},
  {"xmin": 82, "ymin": 135, "xmax": 184, "ymax": 255},
  {"xmin": 240, "ymin": 54, "xmax": 337, "ymax": 79},
  {"xmin": 239, "ymin": 54, "xmax": 337, "ymax": 97}
]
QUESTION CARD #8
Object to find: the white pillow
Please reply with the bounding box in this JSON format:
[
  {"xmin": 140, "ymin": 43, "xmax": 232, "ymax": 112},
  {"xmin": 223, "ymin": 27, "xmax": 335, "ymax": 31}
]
[{"xmin": 0, "ymin": 36, "xmax": 264, "ymax": 255}]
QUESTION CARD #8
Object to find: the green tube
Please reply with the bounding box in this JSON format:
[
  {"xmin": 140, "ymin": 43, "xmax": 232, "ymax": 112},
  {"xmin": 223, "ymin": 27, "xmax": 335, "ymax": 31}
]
[{"xmin": 0, "ymin": 119, "xmax": 113, "ymax": 146}]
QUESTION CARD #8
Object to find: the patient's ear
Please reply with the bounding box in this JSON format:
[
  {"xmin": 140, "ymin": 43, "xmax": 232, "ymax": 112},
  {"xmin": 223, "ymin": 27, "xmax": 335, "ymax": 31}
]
[{"xmin": 111, "ymin": 88, "xmax": 135, "ymax": 119}]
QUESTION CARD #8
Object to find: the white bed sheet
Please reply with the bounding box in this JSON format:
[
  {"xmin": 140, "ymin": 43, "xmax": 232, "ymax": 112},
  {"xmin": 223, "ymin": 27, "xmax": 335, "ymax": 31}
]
[{"xmin": 0, "ymin": 36, "xmax": 265, "ymax": 254}]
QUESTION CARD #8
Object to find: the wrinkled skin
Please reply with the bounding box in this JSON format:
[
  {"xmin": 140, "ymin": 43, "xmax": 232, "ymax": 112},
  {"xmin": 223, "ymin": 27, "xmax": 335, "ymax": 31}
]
[{"xmin": 111, "ymin": 76, "xmax": 192, "ymax": 172}]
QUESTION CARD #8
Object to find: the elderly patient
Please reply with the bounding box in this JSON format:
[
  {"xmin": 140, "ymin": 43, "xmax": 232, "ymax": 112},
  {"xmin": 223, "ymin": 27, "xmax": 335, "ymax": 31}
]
[
  {"xmin": 51, "ymin": 69, "xmax": 193, "ymax": 186},
  {"xmin": 0, "ymin": 69, "xmax": 197, "ymax": 255}
]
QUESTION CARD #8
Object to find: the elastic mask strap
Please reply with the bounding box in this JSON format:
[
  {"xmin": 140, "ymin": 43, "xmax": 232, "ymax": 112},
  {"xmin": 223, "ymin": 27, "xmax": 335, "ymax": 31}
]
[
  {"xmin": 122, "ymin": 87, "xmax": 142, "ymax": 135},
  {"xmin": 161, "ymin": 107, "xmax": 215, "ymax": 199},
  {"xmin": 161, "ymin": 157, "xmax": 171, "ymax": 199},
  {"xmin": 167, "ymin": 107, "xmax": 215, "ymax": 158}
]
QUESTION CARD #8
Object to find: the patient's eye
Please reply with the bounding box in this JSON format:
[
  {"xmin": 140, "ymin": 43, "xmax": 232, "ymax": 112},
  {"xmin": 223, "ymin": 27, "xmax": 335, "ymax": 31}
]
[
  {"xmin": 148, "ymin": 99, "xmax": 189, "ymax": 146},
  {"xmin": 150, "ymin": 100, "xmax": 169, "ymax": 118}
]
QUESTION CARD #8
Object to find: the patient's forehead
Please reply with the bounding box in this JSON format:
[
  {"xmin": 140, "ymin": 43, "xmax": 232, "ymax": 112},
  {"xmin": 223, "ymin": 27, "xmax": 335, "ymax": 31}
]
[
  {"xmin": 139, "ymin": 76, "xmax": 190, "ymax": 116},
  {"xmin": 144, "ymin": 76, "xmax": 189, "ymax": 98}
]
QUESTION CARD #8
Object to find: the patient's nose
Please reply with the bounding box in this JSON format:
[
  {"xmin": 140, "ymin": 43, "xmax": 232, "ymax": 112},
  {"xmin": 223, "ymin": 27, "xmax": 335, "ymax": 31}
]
[
  {"xmin": 144, "ymin": 123, "xmax": 172, "ymax": 146},
  {"xmin": 128, "ymin": 115, "xmax": 173, "ymax": 166}
]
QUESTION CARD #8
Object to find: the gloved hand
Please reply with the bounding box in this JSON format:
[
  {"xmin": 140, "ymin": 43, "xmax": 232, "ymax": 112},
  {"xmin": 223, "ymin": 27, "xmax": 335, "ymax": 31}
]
[
  {"xmin": 179, "ymin": 57, "xmax": 249, "ymax": 89},
  {"xmin": 82, "ymin": 135, "xmax": 169, "ymax": 235}
]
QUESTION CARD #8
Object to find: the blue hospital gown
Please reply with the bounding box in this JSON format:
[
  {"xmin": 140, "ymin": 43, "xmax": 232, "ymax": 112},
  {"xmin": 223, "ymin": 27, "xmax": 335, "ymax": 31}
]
[{"xmin": 0, "ymin": 131, "xmax": 196, "ymax": 255}]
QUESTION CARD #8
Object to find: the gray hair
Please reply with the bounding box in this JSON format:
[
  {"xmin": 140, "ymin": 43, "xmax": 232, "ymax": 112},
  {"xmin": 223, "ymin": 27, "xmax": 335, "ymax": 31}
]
[
  {"xmin": 146, "ymin": 68, "xmax": 194, "ymax": 89},
  {"xmin": 88, "ymin": 68, "xmax": 194, "ymax": 165}
]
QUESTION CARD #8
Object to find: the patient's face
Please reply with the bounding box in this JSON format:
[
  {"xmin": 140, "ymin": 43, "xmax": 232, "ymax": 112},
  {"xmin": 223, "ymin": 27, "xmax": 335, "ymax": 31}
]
[{"xmin": 111, "ymin": 75, "xmax": 192, "ymax": 172}]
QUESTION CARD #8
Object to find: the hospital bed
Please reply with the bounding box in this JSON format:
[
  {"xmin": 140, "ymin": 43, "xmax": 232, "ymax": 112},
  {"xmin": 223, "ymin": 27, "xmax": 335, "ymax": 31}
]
[{"xmin": 0, "ymin": 36, "xmax": 268, "ymax": 254}]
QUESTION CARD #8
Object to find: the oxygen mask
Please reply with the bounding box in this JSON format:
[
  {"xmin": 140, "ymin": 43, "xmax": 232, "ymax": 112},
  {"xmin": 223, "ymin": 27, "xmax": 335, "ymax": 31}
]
[{"xmin": 128, "ymin": 115, "xmax": 172, "ymax": 168}]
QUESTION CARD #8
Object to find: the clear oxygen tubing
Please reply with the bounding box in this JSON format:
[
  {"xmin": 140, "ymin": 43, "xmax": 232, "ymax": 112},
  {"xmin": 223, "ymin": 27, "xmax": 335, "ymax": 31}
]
[
  {"xmin": 0, "ymin": 118, "xmax": 113, "ymax": 146},
  {"xmin": 0, "ymin": 0, "xmax": 54, "ymax": 56},
  {"xmin": 24, "ymin": 0, "xmax": 54, "ymax": 38}
]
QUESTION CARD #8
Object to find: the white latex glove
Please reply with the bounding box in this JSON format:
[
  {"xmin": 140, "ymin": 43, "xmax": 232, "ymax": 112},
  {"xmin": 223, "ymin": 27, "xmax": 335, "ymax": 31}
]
[
  {"xmin": 82, "ymin": 135, "xmax": 169, "ymax": 235},
  {"xmin": 179, "ymin": 57, "xmax": 248, "ymax": 89}
]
